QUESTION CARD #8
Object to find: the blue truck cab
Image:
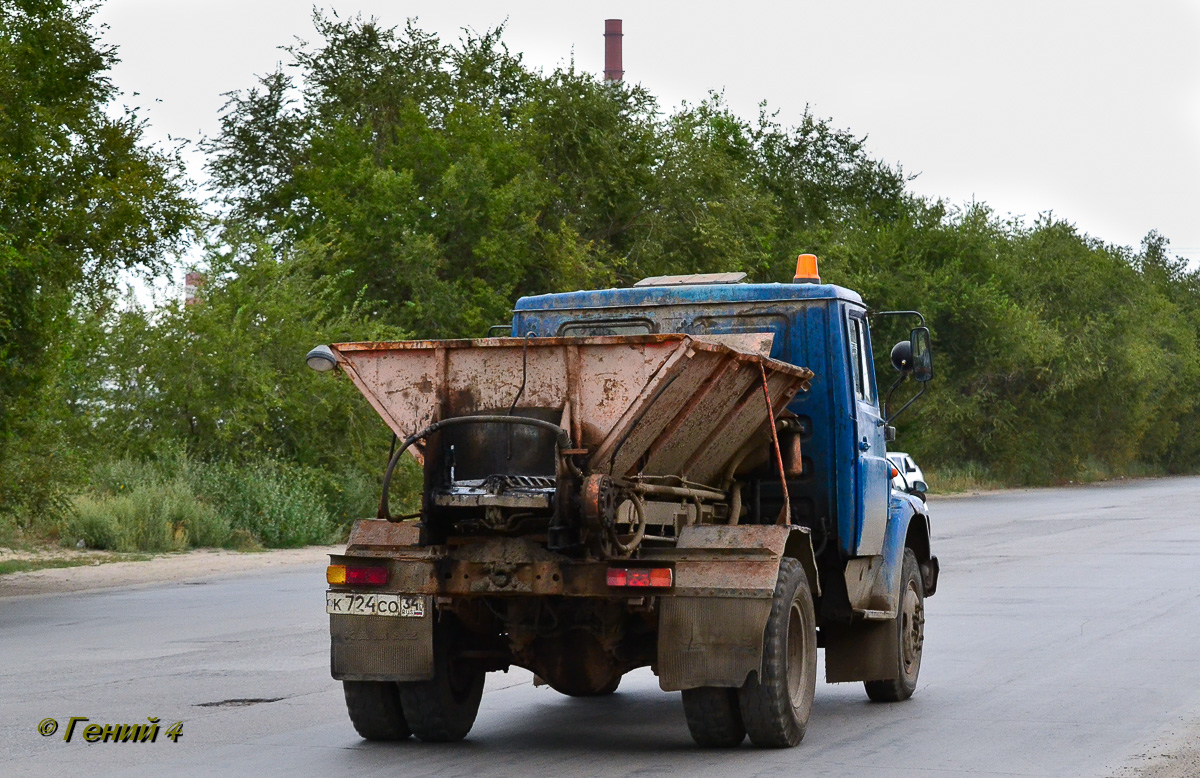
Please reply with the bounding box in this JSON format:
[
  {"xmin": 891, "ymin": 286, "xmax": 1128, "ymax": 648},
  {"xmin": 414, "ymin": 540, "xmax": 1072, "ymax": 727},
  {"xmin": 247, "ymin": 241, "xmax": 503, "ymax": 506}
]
[{"xmin": 512, "ymin": 265, "xmax": 939, "ymax": 682}]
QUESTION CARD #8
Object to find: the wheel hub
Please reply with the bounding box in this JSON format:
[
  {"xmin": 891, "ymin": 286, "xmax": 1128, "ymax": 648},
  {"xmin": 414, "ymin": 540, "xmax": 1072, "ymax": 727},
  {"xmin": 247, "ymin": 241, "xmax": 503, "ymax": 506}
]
[
  {"xmin": 900, "ymin": 580, "xmax": 925, "ymax": 676},
  {"xmin": 786, "ymin": 603, "xmax": 804, "ymax": 705}
]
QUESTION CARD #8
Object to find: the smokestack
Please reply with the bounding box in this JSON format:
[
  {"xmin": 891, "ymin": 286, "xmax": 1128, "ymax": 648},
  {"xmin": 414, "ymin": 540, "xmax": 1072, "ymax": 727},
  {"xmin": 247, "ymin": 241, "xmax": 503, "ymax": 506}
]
[{"xmin": 604, "ymin": 19, "xmax": 623, "ymax": 81}]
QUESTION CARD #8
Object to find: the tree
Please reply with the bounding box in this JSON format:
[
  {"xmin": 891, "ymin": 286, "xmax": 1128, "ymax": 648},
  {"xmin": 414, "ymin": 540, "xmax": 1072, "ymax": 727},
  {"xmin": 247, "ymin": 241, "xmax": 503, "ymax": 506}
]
[
  {"xmin": 0, "ymin": 0, "xmax": 197, "ymax": 519},
  {"xmin": 83, "ymin": 242, "xmax": 403, "ymax": 475}
]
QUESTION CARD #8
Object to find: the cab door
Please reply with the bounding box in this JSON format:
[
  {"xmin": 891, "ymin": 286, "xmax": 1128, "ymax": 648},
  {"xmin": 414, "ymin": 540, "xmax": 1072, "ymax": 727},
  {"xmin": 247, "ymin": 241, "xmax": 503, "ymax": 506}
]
[{"xmin": 847, "ymin": 310, "xmax": 889, "ymax": 554}]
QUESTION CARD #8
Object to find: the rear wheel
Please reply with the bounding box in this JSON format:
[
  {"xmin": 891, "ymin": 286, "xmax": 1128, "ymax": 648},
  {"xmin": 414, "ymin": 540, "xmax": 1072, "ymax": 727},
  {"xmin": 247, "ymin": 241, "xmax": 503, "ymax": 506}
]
[
  {"xmin": 865, "ymin": 548, "xmax": 925, "ymax": 702},
  {"xmin": 343, "ymin": 680, "xmax": 411, "ymax": 741},
  {"xmin": 738, "ymin": 557, "xmax": 817, "ymax": 748},
  {"xmin": 399, "ymin": 623, "xmax": 485, "ymax": 742},
  {"xmin": 682, "ymin": 686, "xmax": 746, "ymax": 747}
]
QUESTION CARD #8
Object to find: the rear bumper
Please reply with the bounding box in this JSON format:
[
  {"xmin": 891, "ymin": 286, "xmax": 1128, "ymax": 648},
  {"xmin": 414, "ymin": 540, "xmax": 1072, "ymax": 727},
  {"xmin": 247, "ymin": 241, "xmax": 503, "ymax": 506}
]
[{"xmin": 329, "ymin": 521, "xmax": 814, "ymax": 689}]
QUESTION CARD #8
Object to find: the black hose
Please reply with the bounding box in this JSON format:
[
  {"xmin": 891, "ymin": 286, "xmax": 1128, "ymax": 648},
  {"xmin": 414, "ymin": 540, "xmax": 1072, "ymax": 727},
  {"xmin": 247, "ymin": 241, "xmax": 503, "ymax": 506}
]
[{"xmin": 507, "ymin": 333, "xmax": 535, "ymax": 460}]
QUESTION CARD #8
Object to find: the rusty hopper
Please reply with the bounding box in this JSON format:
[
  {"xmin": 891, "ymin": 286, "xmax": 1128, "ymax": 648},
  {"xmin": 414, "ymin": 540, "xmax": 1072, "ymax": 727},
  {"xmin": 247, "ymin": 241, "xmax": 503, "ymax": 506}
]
[
  {"xmin": 325, "ymin": 332, "xmax": 820, "ymax": 703},
  {"xmin": 330, "ymin": 333, "xmax": 812, "ymax": 491}
]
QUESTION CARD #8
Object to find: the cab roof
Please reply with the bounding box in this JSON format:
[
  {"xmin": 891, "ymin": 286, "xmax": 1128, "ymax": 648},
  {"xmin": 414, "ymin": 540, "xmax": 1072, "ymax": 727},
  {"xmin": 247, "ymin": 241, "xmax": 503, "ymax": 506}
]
[{"xmin": 514, "ymin": 281, "xmax": 865, "ymax": 312}]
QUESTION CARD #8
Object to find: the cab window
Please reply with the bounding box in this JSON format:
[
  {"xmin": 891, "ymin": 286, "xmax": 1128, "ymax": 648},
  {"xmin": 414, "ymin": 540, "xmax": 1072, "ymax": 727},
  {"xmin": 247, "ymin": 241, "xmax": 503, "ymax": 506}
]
[
  {"xmin": 848, "ymin": 316, "xmax": 873, "ymax": 403},
  {"xmin": 558, "ymin": 319, "xmax": 653, "ymax": 336}
]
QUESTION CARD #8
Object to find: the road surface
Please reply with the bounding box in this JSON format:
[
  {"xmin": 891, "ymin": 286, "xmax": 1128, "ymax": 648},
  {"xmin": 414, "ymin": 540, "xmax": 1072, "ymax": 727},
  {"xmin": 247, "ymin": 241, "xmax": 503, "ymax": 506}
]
[{"xmin": 3, "ymin": 477, "xmax": 1199, "ymax": 777}]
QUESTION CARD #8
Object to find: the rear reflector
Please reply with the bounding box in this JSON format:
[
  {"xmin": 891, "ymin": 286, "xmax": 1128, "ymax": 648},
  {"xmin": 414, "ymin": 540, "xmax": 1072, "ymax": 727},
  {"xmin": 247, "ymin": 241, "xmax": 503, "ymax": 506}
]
[
  {"xmin": 327, "ymin": 564, "xmax": 389, "ymax": 586},
  {"xmin": 606, "ymin": 567, "xmax": 673, "ymax": 588}
]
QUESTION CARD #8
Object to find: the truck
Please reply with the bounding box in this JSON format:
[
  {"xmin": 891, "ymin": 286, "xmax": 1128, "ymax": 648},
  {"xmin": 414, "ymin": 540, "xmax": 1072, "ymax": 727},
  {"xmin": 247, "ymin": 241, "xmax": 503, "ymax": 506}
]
[{"xmin": 307, "ymin": 255, "xmax": 938, "ymax": 748}]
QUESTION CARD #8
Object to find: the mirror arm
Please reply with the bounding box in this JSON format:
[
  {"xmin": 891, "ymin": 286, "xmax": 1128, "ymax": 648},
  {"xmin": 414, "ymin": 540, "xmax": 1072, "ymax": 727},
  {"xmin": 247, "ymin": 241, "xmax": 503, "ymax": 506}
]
[
  {"xmin": 882, "ymin": 382, "xmax": 927, "ymax": 425},
  {"xmin": 871, "ymin": 310, "xmax": 926, "ymax": 326},
  {"xmin": 881, "ymin": 373, "xmax": 907, "ymax": 421}
]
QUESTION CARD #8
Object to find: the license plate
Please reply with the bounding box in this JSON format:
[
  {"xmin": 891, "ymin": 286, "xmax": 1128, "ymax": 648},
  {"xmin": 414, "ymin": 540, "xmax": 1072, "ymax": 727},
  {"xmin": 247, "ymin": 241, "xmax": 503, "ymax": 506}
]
[{"xmin": 326, "ymin": 592, "xmax": 426, "ymax": 618}]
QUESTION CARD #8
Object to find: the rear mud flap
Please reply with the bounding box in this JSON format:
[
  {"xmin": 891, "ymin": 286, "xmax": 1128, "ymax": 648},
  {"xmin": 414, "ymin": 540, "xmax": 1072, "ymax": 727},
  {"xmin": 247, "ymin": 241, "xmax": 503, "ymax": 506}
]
[
  {"xmin": 657, "ymin": 596, "xmax": 772, "ymax": 691},
  {"xmin": 822, "ymin": 621, "xmax": 897, "ymax": 683},
  {"xmin": 330, "ymin": 599, "xmax": 434, "ymax": 681}
]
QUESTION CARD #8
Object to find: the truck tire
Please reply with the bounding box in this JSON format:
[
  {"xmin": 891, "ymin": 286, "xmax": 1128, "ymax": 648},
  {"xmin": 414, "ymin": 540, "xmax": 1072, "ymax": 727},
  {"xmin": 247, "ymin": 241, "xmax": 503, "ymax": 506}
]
[
  {"xmin": 864, "ymin": 548, "xmax": 925, "ymax": 702},
  {"xmin": 342, "ymin": 681, "xmax": 411, "ymax": 741},
  {"xmin": 737, "ymin": 557, "xmax": 817, "ymax": 748},
  {"xmin": 399, "ymin": 626, "xmax": 485, "ymax": 742},
  {"xmin": 682, "ymin": 687, "xmax": 746, "ymax": 747}
]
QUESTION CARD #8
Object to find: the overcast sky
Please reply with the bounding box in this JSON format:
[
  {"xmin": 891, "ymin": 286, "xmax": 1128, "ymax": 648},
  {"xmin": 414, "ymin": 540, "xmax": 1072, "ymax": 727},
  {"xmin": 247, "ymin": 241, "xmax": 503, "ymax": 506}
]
[{"xmin": 96, "ymin": 0, "xmax": 1200, "ymax": 268}]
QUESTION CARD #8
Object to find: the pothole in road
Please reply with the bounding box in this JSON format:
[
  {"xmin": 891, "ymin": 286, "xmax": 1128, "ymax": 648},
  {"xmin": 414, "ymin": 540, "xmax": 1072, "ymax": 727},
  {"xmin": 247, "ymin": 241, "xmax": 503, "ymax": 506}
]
[{"xmin": 195, "ymin": 697, "xmax": 284, "ymax": 708}]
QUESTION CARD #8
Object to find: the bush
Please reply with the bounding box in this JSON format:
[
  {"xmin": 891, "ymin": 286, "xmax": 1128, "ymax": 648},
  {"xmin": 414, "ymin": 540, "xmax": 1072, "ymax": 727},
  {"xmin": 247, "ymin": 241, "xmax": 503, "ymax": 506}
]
[
  {"xmin": 197, "ymin": 459, "xmax": 339, "ymax": 548},
  {"xmin": 64, "ymin": 481, "xmax": 227, "ymax": 553},
  {"xmin": 924, "ymin": 462, "xmax": 1002, "ymax": 494},
  {"xmin": 64, "ymin": 496, "xmax": 125, "ymax": 550},
  {"xmin": 59, "ymin": 450, "xmax": 378, "ymax": 552}
]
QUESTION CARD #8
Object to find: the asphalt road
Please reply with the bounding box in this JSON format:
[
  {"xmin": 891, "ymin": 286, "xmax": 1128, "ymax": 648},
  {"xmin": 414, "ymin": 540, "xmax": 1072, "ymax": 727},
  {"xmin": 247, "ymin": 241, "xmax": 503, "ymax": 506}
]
[{"xmin": 4, "ymin": 477, "xmax": 1200, "ymax": 777}]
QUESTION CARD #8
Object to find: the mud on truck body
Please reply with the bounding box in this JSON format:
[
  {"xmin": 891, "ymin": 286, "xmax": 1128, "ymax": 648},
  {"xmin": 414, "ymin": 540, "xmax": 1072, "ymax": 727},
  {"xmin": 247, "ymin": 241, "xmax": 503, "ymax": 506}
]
[{"xmin": 309, "ymin": 259, "xmax": 938, "ymax": 748}]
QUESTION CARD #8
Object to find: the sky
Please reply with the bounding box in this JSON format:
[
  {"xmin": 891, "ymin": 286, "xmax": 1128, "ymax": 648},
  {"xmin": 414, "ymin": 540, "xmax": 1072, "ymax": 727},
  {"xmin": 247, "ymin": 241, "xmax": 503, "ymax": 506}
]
[{"xmin": 95, "ymin": 0, "xmax": 1200, "ymax": 282}]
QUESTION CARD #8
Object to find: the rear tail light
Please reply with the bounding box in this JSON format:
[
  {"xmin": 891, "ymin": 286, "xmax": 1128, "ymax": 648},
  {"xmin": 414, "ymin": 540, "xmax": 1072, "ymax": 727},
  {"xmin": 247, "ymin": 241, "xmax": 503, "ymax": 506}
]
[
  {"xmin": 606, "ymin": 567, "xmax": 673, "ymax": 588},
  {"xmin": 327, "ymin": 564, "xmax": 389, "ymax": 586}
]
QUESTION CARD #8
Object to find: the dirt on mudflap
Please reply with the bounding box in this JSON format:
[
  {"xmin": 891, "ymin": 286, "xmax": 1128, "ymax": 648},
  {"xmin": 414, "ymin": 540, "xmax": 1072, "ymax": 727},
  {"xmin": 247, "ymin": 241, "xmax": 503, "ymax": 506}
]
[{"xmin": 0, "ymin": 545, "xmax": 339, "ymax": 599}]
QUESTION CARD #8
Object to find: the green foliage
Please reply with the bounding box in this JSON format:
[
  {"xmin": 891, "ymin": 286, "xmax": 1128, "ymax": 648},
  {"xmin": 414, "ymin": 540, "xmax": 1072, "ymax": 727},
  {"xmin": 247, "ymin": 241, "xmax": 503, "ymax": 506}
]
[
  {"xmin": 822, "ymin": 204, "xmax": 1200, "ymax": 483},
  {"xmin": 0, "ymin": 1, "xmax": 197, "ymax": 522},
  {"xmin": 62, "ymin": 450, "xmax": 371, "ymax": 552},
  {"xmin": 75, "ymin": 244, "xmax": 403, "ymax": 472},
  {"xmin": 923, "ymin": 462, "xmax": 1003, "ymax": 494},
  {"xmin": 195, "ymin": 459, "xmax": 338, "ymax": 548}
]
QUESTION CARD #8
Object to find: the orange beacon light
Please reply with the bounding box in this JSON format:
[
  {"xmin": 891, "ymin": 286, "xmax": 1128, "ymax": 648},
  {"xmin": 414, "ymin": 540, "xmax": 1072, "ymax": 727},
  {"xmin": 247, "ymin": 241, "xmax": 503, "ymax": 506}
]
[{"xmin": 793, "ymin": 253, "xmax": 820, "ymax": 284}]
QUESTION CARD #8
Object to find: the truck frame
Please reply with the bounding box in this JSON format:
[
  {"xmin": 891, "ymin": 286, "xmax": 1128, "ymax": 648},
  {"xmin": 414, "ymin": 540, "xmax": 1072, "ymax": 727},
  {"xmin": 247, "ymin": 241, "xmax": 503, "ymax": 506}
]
[{"xmin": 312, "ymin": 261, "xmax": 938, "ymax": 748}]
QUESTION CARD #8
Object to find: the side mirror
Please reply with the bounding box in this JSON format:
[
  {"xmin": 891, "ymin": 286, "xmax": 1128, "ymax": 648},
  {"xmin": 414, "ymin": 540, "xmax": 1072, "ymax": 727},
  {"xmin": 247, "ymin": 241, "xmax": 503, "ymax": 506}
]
[
  {"xmin": 877, "ymin": 312, "xmax": 932, "ymax": 427},
  {"xmin": 911, "ymin": 327, "xmax": 933, "ymax": 383},
  {"xmin": 911, "ymin": 479, "xmax": 927, "ymax": 494}
]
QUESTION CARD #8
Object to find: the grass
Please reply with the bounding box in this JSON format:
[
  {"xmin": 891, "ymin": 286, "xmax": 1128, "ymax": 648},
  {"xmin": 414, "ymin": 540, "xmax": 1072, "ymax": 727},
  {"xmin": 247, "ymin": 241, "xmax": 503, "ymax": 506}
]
[
  {"xmin": 924, "ymin": 462, "xmax": 1004, "ymax": 494},
  {"xmin": 923, "ymin": 458, "xmax": 1188, "ymax": 494},
  {"xmin": 54, "ymin": 452, "xmax": 379, "ymax": 553},
  {"xmin": 0, "ymin": 553, "xmax": 152, "ymax": 576},
  {"xmin": 0, "ymin": 558, "xmax": 96, "ymax": 575}
]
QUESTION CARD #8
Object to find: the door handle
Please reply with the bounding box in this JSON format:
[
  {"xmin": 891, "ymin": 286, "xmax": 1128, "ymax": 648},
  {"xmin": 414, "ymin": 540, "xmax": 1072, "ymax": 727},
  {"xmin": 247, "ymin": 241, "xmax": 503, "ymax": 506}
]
[{"xmin": 859, "ymin": 438, "xmax": 871, "ymax": 452}]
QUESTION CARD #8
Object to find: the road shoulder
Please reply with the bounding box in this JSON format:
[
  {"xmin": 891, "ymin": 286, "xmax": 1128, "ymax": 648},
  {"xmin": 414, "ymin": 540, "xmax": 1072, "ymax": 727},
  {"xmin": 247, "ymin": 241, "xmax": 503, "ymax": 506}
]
[
  {"xmin": 0, "ymin": 545, "xmax": 338, "ymax": 599},
  {"xmin": 1112, "ymin": 716, "xmax": 1200, "ymax": 778}
]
